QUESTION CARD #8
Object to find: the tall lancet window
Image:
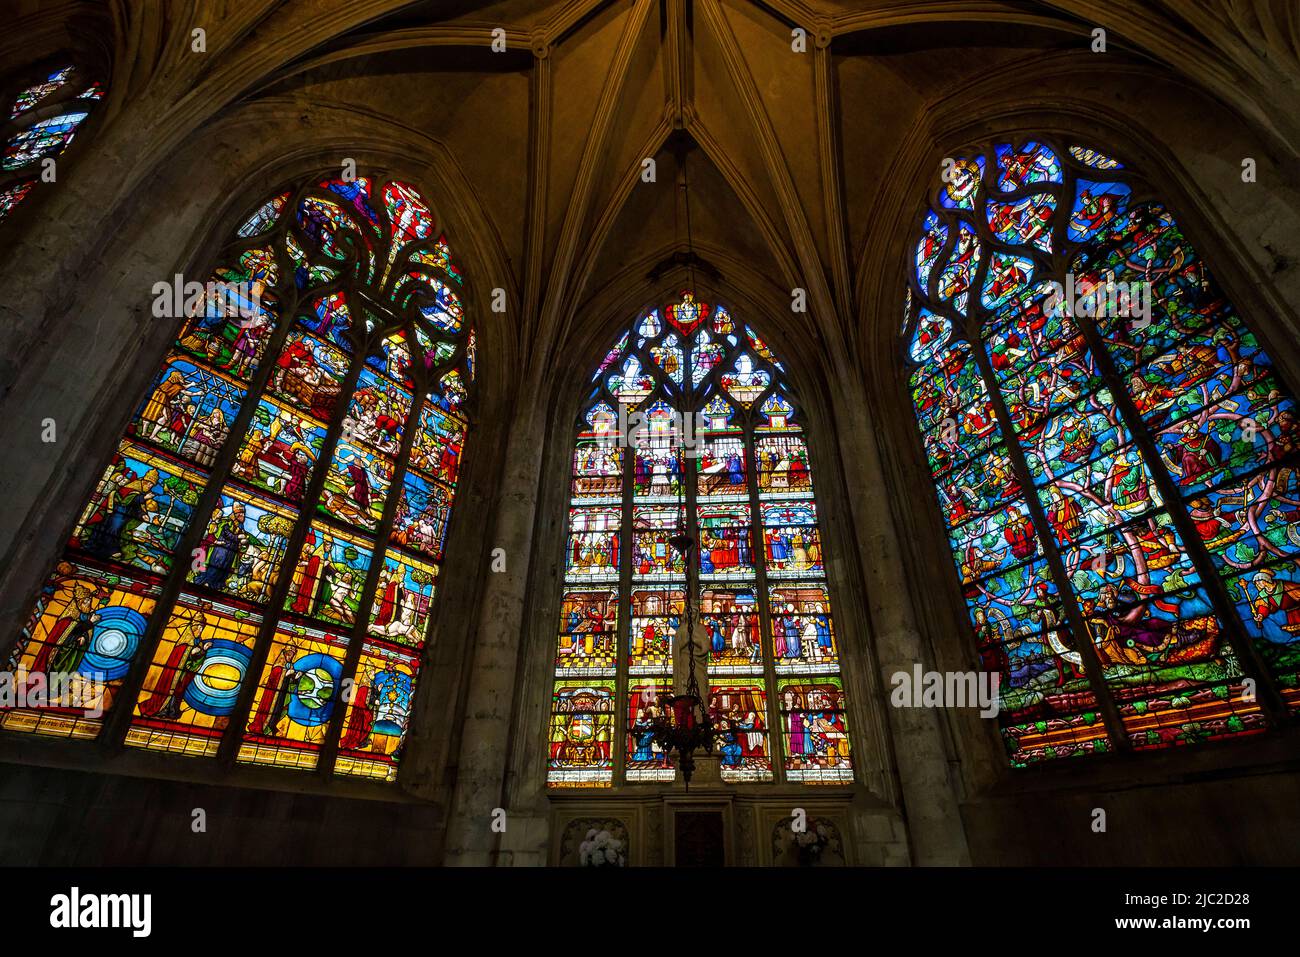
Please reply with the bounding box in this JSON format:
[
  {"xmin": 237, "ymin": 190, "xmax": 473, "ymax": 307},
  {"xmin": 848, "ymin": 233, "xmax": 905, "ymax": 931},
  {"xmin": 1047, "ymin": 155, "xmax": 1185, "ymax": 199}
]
[
  {"xmin": 903, "ymin": 139, "xmax": 1299, "ymax": 767},
  {"xmin": 547, "ymin": 293, "xmax": 855, "ymax": 788},
  {"xmin": 1, "ymin": 176, "xmax": 475, "ymax": 783},
  {"xmin": 0, "ymin": 63, "xmax": 106, "ymax": 221}
]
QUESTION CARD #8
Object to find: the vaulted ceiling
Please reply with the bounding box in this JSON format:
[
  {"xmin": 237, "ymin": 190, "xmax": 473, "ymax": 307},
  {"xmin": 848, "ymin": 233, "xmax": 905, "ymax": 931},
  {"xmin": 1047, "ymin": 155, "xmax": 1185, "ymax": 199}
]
[{"xmin": 4, "ymin": 0, "xmax": 1299, "ymax": 391}]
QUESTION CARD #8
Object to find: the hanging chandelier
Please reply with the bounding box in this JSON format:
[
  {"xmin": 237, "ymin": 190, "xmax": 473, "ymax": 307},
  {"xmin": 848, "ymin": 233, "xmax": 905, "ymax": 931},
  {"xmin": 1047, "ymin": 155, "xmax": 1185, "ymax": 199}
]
[{"xmin": 646, "ymin": 533, "xmax": 733, "ymax": 789}]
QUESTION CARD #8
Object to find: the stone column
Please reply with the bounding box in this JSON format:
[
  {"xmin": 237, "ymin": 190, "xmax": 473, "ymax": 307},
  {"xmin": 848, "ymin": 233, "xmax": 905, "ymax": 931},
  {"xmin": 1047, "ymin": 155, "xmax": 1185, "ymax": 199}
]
[
  {"xmin": 833, "ymin": 377, "xmax": 971, "ymax": 865},
  {"xmin": 441, "ymin": 394, "xmax": 545, "ymax": 865}
]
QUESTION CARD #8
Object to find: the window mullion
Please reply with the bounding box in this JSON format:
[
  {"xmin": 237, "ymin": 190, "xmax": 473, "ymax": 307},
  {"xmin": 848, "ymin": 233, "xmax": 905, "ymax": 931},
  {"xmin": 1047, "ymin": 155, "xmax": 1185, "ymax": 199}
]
[
  {"xmin": 741, "ymin": 420, "xmax": 788, "ymax": 782},
  {"xmin": 96, "ymin": 245, "xmax": 306, "ymax": 755},
  {"xmin": 967, "ymin": 331, "xmax": 1132, "ymax": 751},
  {"xmin": 1075, "ymin": 315, "xmax": 1289, "ymax": 721}
]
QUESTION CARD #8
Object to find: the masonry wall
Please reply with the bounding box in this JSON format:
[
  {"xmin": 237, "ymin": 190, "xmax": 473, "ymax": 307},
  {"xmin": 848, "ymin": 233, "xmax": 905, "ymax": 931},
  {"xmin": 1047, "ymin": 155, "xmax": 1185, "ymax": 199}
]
[
  {"xmin": 962, "ymin": 768, "xmax": 1300, "ymax": 866},
  {"xmin": 0, "ymin": 760, "xmax": 445, "ymax": 866}
]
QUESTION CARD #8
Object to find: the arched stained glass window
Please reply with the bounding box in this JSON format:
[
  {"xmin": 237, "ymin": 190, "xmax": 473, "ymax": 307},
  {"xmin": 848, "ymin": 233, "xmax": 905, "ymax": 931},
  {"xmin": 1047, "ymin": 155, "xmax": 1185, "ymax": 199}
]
[
  {"xmin": 0, "ymin": 64, "xmax": 105, "ymax": 221},
  {"xmin": 1, "ymin": 176, "xmax": 475, "ymax": 783},
  {"xmin": 548, "ymin": 292, "xmax": 854, "ymax": 788},
  {"xmin": 903, "ymin": 138, "xmax": 1299, "ymax": 766}
]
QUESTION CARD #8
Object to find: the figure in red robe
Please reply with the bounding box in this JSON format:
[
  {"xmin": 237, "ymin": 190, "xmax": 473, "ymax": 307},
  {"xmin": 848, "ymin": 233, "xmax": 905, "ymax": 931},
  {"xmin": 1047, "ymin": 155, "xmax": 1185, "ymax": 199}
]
[
  {"xmin": 286, "ymin": 449, "xmax": 312, "ymax": 501},
  {"xmin": 340, "ymin": 671, "xmax": 374, "ymax": 751},
  {"xmin": 249, "ymin": 646, "xmax": 292, "ymax": 736},
  {"xmin": 439, "ymin": 441, "xmax": 460, "ymax": 483},
  {"xmin": 290, "ymin": 549, "xmax": 322, "ymax": 615},
  {"xmin": 1070, "ymin": 189, "xmax": 1116, "ymax": 236},
  {"xmin": 32, "ymin": 581, "xmax": 107, "ymax": 679},
  {"xmin": 789, "ymin": 456, "xmax": 809, "ymax": 489},
  {"xmin": 371, "ymin": 568, "xmax": 402, "ymax": 629},
  {"xmin": 273, "ymin": 338, "xmax": 313, "ymax": 391},
  {"xmin": 1047, "ymin": 491, "xmax": 1084, "ymax": 543},
  {"xmin": 139, "ymin": 617, "xmax": 211, "ymax": 720},
  {"xmin": 1177, "ymin": 423, "xmax": 1223, "ymax": 482},
  {"xmin": 1129, "ymin": 373, "xmax": 1175, "ymax": 417},
  {"xmin": 346, "ymin": 457, "xmax": 371, "ymax": 510},
  {"xmin": 1252, "ymin": 569, "xmax": 1300, "ymax": 634},
  {"xmin": 250, "ymin": 645, "xmax": 303, "ymax": 738}
]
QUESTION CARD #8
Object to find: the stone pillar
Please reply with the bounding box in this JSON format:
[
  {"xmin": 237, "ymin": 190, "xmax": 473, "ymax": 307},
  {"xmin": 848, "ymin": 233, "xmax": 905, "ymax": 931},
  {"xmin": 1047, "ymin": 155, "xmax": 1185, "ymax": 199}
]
[
  {"xmin": 0, "ymin": 103, "xmax": 214, "ymax": 639},
  {"xmin": 833, "ymin": 377, "xmax": 971, "ymax": 865},
  {"xmin": 441, "ymin": 394, "xmax": 545, "ymax": 865}
]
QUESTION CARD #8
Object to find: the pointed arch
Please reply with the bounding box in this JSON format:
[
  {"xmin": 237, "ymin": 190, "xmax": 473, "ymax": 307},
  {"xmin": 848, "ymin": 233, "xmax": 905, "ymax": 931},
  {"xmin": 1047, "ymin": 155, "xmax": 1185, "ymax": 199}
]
[
  {"xmin": 902, "ymin": 136, "xmax": 1299, "ymax": 765},
  {"xmin": 547, "ymin": 291, "xmax": 855, "ymax": 788},
  {"xmin": 1, "ymin": 175, "xmax": 477, "ymax": 783}
]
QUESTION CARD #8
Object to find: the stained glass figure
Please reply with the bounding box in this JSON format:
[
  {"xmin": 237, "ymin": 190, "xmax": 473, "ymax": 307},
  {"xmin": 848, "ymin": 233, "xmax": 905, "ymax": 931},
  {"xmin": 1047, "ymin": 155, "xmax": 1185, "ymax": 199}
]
[
  {"xmin": 127, "ymin": 595, "xmax": 262, "ymax": 756},
  {"xmin": 2, "ymin": 562, "xmax": 159, "ymax": 739},
  {"xmin": 335, "ymin": 642, "xmax": 420, "ymax": 781}
]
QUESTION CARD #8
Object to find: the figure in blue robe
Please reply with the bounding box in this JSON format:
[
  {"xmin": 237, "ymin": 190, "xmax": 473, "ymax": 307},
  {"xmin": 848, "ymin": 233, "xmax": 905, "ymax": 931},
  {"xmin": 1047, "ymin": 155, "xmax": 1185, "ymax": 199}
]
[
  {"xmin": 632, "ymin": 714, "xmax": 656, "ymax": 762},
  {"xmin": 727, "ymin": 453, "xmax": 744, "ymax": 485},
  {"xmin": 719, "ymin": 729, "xmax": 742, "ymax": 767},
  {"xmin": 770, "ymin": 531, "xmax": 789, "ymax": 562},
  {"xmin": 784, "ymin": 618, "xmax": 801, "ymax": 658},
  {"xmin": 710, "ymin": 621, "xmax": 725, "ymax": 654}
]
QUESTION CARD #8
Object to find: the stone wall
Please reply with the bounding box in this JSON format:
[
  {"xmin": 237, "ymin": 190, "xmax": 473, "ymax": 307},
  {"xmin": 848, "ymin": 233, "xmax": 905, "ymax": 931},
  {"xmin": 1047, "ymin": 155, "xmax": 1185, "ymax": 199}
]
[{"xmin": 0, "ymin": 761, "xmax": 445, "ymax": 866}]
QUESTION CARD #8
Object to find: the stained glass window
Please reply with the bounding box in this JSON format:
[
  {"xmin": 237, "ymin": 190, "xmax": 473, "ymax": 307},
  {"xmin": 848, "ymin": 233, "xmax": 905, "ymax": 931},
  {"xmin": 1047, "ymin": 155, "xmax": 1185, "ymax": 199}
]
[
  {"xmin": 548, "ymin": 292, "xmax": 855, "ymax": 788},
  {"xmin": 0, "ymin": 64, "xmax": 105, "ymax": 222},
  {"xmin": 903, "ymin": 138, "xmax": 1299, "ymax": 766},
  {"xmin": 1, "ymin": 176, "xmax": 475, "ymax": 784}
]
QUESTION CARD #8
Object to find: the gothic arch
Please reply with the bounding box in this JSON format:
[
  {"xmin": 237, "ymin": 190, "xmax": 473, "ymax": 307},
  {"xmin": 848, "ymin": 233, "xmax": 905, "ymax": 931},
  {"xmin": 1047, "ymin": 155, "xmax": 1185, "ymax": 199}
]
[
  {"xmin": 0, "ymin": 170, "xmax": 492, "ymax": 792},
  {"xmin": 525, "ymin": 287, "xmax": 883, "ymax": 795},
  {"xmin": 0, "ymin": 107, "xmax": 522, "ymax": 671},
  {"xmin": 891, "ymin": 127, "xmax": 1300, "ymax": 780},
  {"xmin": 497, "ymin": 273, "xmax": 892, "ymax": 812},
  {"xmin": 852, "ymin": 84, "xmax": 1300, "ymax": 791},
  {"xmin": 856, "ymin": 64, "xmax": 1300, "ymax": 385}
]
